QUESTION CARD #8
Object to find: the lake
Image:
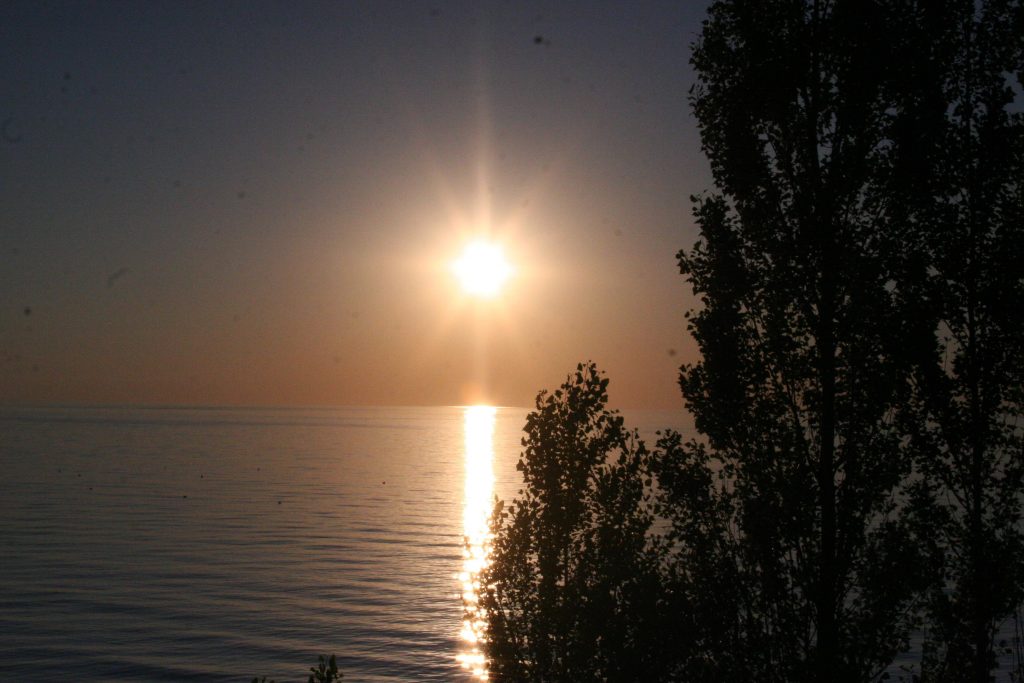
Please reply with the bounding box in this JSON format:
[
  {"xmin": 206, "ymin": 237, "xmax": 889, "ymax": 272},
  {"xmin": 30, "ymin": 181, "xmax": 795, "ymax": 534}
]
[{"xmin": 0, "ymin": 404, "xmax": 683, "ymax": 681}]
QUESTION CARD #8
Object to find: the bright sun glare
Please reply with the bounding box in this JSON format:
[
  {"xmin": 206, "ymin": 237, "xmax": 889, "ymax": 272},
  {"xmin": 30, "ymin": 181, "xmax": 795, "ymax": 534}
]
[{"xmin": 452, "ymin": 240, "xmax": 512, "ymax": 298}]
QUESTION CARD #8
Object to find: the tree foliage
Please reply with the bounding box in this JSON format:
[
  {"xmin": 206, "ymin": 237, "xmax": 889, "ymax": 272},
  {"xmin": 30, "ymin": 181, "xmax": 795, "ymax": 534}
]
[
  {"xmin": 252, "ymin": 653, "xmax": 343, "ymax": 683},
  {"xmin": 678, "ymin": 1, "xmax": 948, "ymax": 679},
  {"xmin": 479, "ymin": 363, "xmax": 681, "ymax": 680},
  {"xmin": 479, "ymin": 1, "xmax": 1023, "ymax": 681},
  {"xmin": 891, "ymin": 1, "xmax": 1024, "ymax": 679}
]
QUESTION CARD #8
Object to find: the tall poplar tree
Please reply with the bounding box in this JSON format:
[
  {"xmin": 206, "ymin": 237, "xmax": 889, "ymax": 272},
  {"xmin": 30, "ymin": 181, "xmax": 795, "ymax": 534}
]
[
  {"xmin": 892, "ymin": 1, "xmax": 1024, "ymax": 679},
  {"xmin": 677, "ymin": 1, "xmax": 936, "ymax": 679}
]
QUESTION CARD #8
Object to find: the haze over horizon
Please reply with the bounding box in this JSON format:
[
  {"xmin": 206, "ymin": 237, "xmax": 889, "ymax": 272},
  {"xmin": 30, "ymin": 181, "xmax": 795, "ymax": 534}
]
[{"xmin": 2, "ymin": 1, "xmax": 711, "ymax": 410}]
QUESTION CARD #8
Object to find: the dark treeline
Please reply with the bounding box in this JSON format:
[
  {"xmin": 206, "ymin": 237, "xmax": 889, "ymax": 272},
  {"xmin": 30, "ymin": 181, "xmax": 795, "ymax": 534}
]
[{"xmin": 479, "ymin": 1, "xmax": 1024, "ymax": 681}]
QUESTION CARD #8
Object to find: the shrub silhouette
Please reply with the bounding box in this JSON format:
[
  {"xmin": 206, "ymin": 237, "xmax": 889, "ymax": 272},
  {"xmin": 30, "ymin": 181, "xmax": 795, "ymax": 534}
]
[
  {"xmin": 479, "ymin": 363, "xmax": 685, "ymax": 680},
  {"xmin": 253, "ymin": 653, "xmax": 342, "ymax": 683}
]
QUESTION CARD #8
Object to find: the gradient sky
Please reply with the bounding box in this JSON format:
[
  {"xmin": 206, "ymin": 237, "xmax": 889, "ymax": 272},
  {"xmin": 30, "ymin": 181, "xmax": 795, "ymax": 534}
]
[{"xmin": 1, "ymin": 0, "xmax": 712, "ymax": 409}]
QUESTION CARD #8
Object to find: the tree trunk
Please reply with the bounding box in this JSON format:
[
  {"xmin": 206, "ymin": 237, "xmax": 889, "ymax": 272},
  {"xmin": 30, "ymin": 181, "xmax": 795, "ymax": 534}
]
[{"xmin": 817, "ymin": 250, "xmax": 838, "ymax": 682}]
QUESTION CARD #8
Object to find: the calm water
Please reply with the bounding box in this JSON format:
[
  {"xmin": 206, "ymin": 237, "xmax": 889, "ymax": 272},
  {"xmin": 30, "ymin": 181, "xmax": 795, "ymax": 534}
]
[{"xmin": 0, "ymin": 404, "xmax": 683, "ymax": 681}]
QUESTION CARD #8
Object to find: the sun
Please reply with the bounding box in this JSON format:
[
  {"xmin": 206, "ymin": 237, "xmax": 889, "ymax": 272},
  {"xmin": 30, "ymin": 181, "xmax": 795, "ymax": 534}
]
[{"xmin": 452, "ymin": 240, "xmax": 513, "ymax": 298}]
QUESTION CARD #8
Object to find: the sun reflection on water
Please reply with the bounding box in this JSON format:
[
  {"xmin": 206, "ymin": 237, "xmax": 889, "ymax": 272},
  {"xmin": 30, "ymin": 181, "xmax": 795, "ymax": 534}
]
[{"xmin": 456, "ymin": 405, "xmax": 496, "ymax": 680}]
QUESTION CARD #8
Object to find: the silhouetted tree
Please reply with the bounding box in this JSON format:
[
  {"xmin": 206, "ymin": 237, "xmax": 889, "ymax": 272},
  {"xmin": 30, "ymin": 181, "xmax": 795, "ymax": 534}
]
[
  {"xmin": 479, "ymin": 363, "xmax": 683, "ymax": 680},
  {"xmin": 648, "ymin": 427, "xmax": 744, "ymax": 681},
  {"xmin": 253, "ymin": 653, "xmax": 343, "ymax": 683},
  {"xmin": 888, "ymin": 1, "xmax": 1024, "ymax": 679},
  {"xmin": 677, "ymin": 1, "xmax": 941, "ymax": 679},
  {"xmin": 479, "ymin": 3, "xmax": 1023, "ymax": 682}
]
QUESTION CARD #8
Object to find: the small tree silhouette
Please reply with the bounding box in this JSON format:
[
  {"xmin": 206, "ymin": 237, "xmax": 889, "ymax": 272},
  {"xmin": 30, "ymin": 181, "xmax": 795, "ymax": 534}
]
[
  {"xmin": 252, "ymin": 653, "xmax": 342, "ymax": 683},
  {"xmin": 479, "ymin": 363, "xmax": 682, "ymax": 680}
]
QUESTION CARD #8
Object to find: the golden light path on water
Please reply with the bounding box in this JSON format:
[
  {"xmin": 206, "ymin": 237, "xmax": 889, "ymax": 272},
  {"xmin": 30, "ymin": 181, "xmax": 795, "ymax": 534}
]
[{"xmin": 456, "ymin": 405, "xmax": 496, "ymax": 679}]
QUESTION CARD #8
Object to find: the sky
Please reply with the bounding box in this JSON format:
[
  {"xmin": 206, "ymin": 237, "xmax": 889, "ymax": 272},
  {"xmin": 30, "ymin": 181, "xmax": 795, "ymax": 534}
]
[{"xmin": 1, "ymin": 0, "xmax": 713, "ymax": 410}]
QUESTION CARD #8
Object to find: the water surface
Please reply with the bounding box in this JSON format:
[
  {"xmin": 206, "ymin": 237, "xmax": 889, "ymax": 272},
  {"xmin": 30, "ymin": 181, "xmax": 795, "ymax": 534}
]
[{"xmin": 0, "ymin": 404, "xmax": 685, "ymax": 681}]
